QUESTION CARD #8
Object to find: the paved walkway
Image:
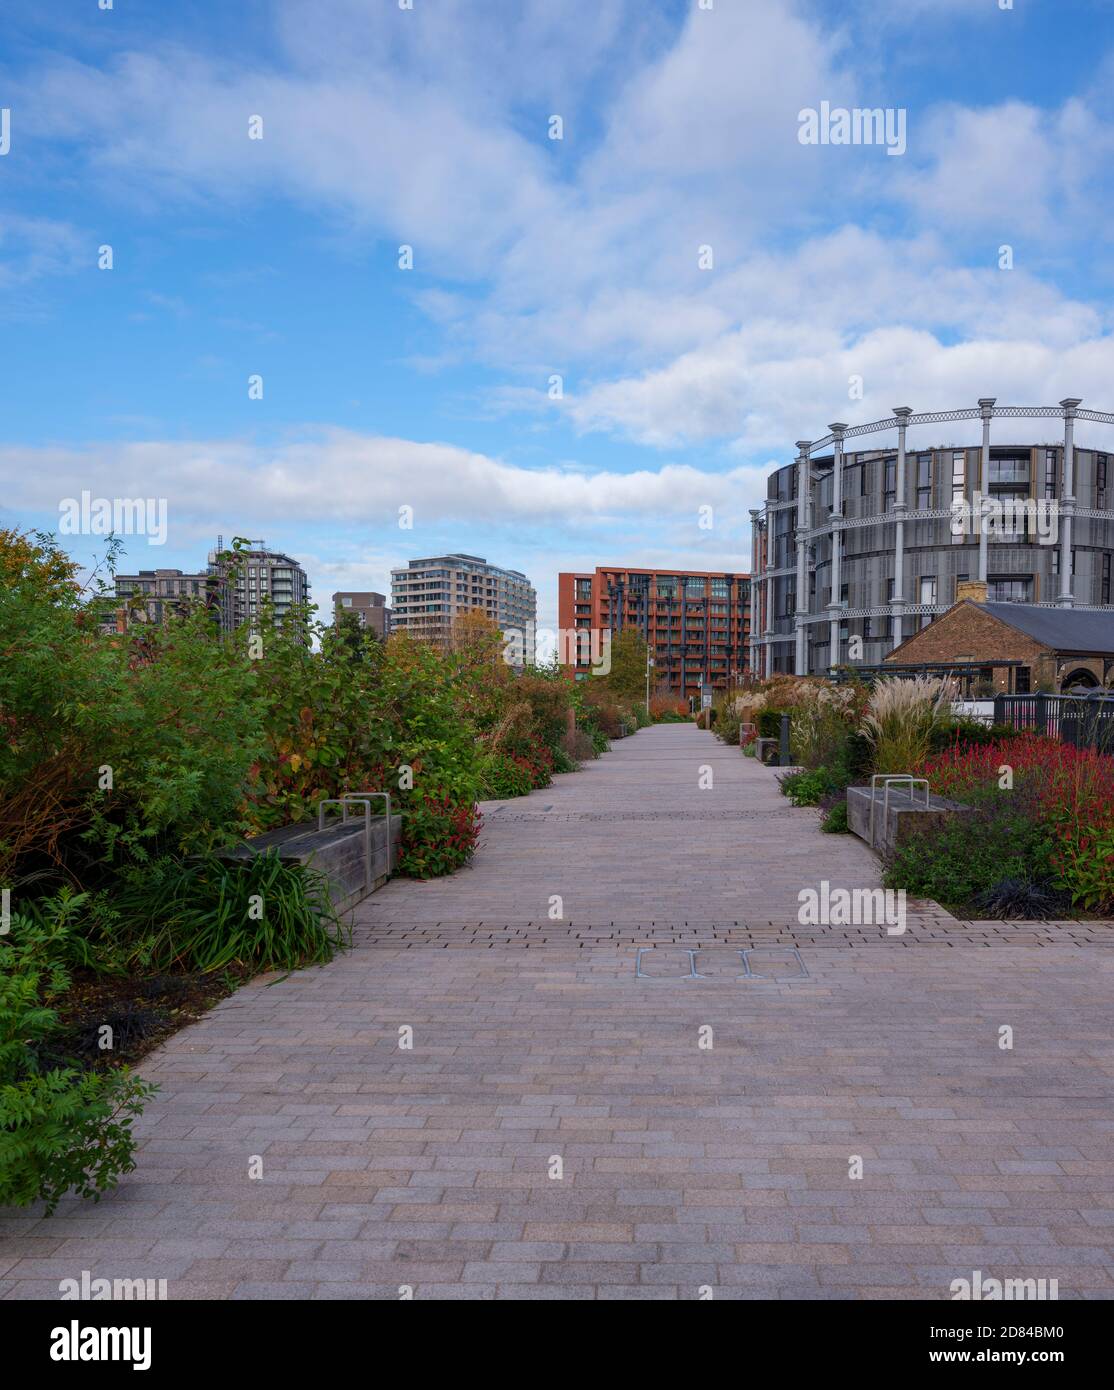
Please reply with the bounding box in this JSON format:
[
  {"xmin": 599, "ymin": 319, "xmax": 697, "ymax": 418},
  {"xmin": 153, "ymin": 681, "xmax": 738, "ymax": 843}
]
[{"xmin": 2, "ymin": 725, "xmax": 1113, "ymax": 1299}]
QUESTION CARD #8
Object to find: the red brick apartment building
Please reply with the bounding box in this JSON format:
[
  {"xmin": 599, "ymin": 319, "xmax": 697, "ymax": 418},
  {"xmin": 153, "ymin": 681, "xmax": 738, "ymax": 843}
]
[{"xmin": 557, "ymin": 567, "xmax": 751, "ymax": 699}]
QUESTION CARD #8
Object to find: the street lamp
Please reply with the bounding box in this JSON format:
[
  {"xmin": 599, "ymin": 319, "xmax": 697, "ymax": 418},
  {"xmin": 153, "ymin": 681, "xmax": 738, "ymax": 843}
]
[{"xmin": 645, "ymin": 651, "xmax": 654, "ymax": 710}]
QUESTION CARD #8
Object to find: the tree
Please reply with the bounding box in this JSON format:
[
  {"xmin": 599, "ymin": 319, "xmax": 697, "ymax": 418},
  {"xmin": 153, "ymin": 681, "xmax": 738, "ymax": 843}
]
[{"xmin": 602, "ymin": 628, "xmax": 648, "ymax": 703}]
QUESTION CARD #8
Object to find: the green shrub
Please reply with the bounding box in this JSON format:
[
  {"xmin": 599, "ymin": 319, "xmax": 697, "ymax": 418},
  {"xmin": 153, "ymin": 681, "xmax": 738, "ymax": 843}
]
[
  {"xmin": 480, "ymin": 751, "xmax": 533, "ymax": 799},
  {"xmin": 757, "ymin": 709, "xmax": 787, "ymax": 739},
  {"xmin": 779, "ymin": 766, "xmax": 843, "ymax": 807},
  {"xmin": 884, "ymin": 794, "xmax": 1055, "ymax": 907},
  {"xmin": 580, "ymin": 719, "xmax": 610, "ymax": 755},
  {"xmin": 513, "ymin": 672, "xmax": 574, "ymax": 756},
  {"xmin": 1053, "ymin": 824, "xmax": 1114, "ymax": 912},
  {"xmin": 0, "ymin": 915, "xmax": 156, "ymax": 1214},
  {"xmin": 98, "ymin": 851, "xmax": 347, "ymax": 973},
  {"xmin": 820, "ymin": 802, "xmax": 849, "ymax": 833},
  {"xmin": 835, "ymin": 729, "xmax": 874, "ymax": 785}
]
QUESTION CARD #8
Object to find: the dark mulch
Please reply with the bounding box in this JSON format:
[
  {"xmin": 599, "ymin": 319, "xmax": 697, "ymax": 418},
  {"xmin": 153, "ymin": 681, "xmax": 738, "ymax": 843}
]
[{"xmin": 39, "ymin": 967, "xmax": 249, "ymax": 1072}]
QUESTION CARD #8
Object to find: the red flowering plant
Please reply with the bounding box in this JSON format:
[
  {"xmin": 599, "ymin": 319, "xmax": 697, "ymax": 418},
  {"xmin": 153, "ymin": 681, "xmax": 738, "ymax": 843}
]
[
  {"xmin": 920, "ymin": 734, "xmax": 1114, "ymax": 912},
  {"xmin": 397, "ymin": 793, "xmax": 483, "ymax": 879}
]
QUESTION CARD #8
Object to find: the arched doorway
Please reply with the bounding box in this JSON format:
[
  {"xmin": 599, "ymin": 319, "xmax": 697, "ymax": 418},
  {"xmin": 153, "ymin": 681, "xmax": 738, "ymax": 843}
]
[{"xmin": 1061, "ymin": 667, "xmax": 1099, "ymax": 691}]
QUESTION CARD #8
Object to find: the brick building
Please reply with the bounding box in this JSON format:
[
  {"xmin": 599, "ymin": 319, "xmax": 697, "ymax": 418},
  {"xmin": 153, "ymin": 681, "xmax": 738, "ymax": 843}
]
[
  {"xmin": 885, "ymin": 582, "xmax": 1114, "ymax": 692},
  {"xmin": 557, "ymin": 567, "xmax": 751, "ymax": 699},
  {"xmin": 332, "ymin": 591, "xmax": 390, "ymax": 638}
]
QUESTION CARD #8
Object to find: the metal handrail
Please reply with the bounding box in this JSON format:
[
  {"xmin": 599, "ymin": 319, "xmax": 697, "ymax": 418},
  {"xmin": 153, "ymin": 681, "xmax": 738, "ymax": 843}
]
[
  {"xmin": 316, "ymin": 790, "xmax": 395, "ymax": 892},
  {"xmin": 341, "ymin": 791, "xmax": 393, "ymax": 876},
  {"xmin": 868, "ymin": 774, "xmax": 929, "ymax": 847}
]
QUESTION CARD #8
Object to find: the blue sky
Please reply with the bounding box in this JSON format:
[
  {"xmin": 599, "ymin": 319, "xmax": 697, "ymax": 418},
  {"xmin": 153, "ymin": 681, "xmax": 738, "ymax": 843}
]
[{"xmin": 3, "ymin": 0, "xmax": 1114, "ymax": 628}]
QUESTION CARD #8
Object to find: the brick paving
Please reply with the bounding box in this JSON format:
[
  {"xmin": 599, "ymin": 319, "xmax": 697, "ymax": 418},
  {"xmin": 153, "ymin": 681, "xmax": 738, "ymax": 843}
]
[{"xmin": 2, "ymin": 724, "xmax": 1112, "ymax": 1300}]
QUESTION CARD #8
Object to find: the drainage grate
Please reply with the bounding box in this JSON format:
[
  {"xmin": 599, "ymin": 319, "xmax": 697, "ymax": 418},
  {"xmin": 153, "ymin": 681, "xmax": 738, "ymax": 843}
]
[
  {"xmin": 635, "ymin": 946, "xmax": 808, "ymax": 981},
  {"xmin": 741, "ymin": 947, "xmax": 808, "ymax": 980}
]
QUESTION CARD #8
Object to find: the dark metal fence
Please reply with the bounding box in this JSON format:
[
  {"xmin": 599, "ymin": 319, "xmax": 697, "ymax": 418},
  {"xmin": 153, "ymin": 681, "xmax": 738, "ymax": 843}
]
[{"xmin": 992, "ymin": 692, "xmax": 1114, "ymax": 751}]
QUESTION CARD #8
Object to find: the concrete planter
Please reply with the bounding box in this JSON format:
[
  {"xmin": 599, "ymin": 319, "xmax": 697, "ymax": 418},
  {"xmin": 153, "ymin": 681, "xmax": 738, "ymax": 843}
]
[
  {"xmin": 223, "ymin": 811, "xmax": 402, "ymax": 913},
  {"xmin": 846, "ymin": 784, "xmax": 973, "ymax": 857},
  {"xmin": 755, "ymin": 737, "xmax": 780, "ymax": 765}
]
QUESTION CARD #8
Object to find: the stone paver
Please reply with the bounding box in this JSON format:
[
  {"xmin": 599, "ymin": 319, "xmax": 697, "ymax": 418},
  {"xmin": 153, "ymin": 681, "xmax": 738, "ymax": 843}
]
[{"xmin": 3, "ymin": 725, "xmax": 1112, "ymax": 1300}]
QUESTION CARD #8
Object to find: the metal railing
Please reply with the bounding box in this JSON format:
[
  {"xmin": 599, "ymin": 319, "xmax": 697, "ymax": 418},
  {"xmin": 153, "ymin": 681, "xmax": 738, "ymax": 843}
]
[{"xmin": 992, "ymin": 692, "xmax": 1114, "ymax": 750}]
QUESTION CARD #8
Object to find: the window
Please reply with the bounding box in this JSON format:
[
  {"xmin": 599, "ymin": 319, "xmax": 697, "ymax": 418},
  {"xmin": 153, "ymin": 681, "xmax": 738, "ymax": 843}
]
[
  {"xmin": 1097, "ymin": 455, "xmax": 1108, "ymax": 502},
  {"xmin": 987, "ymin": 575, "xmax": 1032, "ymax": 603},
  {"xmin": 1045, "ymin": 450, "xmax": 1059, "ymax": 500},
  {"xmin": 883, "ymin": 457, "xmax": 896, "ymax": 511},
  {"xmin": 952, "ymin": 451, "xmax": 966, "ymax": 500},
  {"xmin": 1016, "ymin": 667, "xmax": 1031, "ymax": 694},
  {"xmin": 950, "ymin": 451, "xmax": 967, "ymax": 542},
  {"xmin": 988, "ymin": 455, "xmax": 1031, "ymax": 542},
  {"xmin": 919, "ymin": 576, "xmax": 936, "ymax": 629},
  {"xmin": 916, "ymin": 455, "xmax": 932, "ymax": 509},
  {"xmin": 1103, "ymin": 553, "xmax": 1111, "ymax": 605},
  {"xmin": 991, "ymin": 456, "xmax": 1029, "ymax": 487},
  {"xmin": 710, "ymin": 578, "xmax": 728, "ymax": 598},
  {"xmin": 341, "ymin": 597, "xmax": 352, "ymax": 608},
  {"xmin": 684, "ymin": 577, "xmax": 705, "ymax": 598}
]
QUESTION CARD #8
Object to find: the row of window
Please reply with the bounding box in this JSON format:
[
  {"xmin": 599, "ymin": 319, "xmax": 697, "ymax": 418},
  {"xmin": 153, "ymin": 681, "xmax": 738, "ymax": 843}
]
[
  {"xmin": 600, "ymin": 576, "xmax": 741, "ymax": 599},
  {"xmin": 766, "ymin": 450, "xmax": 1113, "ymax": 512},
  {"xmin": 775, "ymin": 554, "xmax": 1113, "ymax": 627}
]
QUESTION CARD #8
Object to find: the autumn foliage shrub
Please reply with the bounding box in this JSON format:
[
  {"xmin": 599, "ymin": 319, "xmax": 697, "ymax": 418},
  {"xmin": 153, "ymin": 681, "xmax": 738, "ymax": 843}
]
[{"xmin": 649, "ymin": 694, "xmax": 687, "ymax": 721}]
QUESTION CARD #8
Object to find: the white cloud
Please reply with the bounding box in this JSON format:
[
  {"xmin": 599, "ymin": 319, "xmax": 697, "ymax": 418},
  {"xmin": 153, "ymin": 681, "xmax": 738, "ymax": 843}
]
[
  {"xmin": 8, "ymin": 0, "xmax": 1114, "ymax": 464},
  {"xmin": 895, "ymin": 98, "xmax": 1114, "ymax": 237},
  {"xmin": 0, "ymin": 215, "xmax": 85, "ymax": 289},
  {"xmin": 0, "ymin": 429, "xmax": 768, "ymax": 530}
]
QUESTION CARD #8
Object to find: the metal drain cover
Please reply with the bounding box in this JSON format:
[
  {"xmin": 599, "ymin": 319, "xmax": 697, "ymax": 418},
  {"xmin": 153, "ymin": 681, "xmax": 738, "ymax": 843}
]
[
  {"xmin": 741, "ymin": 947, "xmax": 808, "ymax": 980},
  {"xmin": 634, "ymin": 947, "xmax": 808, "ymax": 981}
]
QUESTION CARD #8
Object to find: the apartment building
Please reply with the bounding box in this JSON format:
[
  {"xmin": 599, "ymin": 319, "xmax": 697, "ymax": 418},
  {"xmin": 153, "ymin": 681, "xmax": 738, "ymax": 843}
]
[
  {"xmin": 390, "ymin": 554, "xmax": 536, "ymax": 660},
  {"xmin": 112, "ymin": 567, "xmax": 222, "ymax": 629},
  {"xmin": 557, "ymin": 567, "xmax": 751, "ymax": 698},
  {"xmin": 206, "ymin": 541, "xmax": 310, "ymax": 633},
  {"xmin": 750, "ymin": 396, "xmax": 1114, "ymax": 677},
  {"xmin": 332, "ymin": 591, "xmax": 390, "ymax": 638}
]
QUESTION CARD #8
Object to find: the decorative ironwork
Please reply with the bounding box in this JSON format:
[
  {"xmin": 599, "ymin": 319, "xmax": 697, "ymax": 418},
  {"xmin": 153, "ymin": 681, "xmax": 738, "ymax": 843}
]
[{"xmin": 805, "ymin": 403, "xmax": 1095, "ymax": 453}]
